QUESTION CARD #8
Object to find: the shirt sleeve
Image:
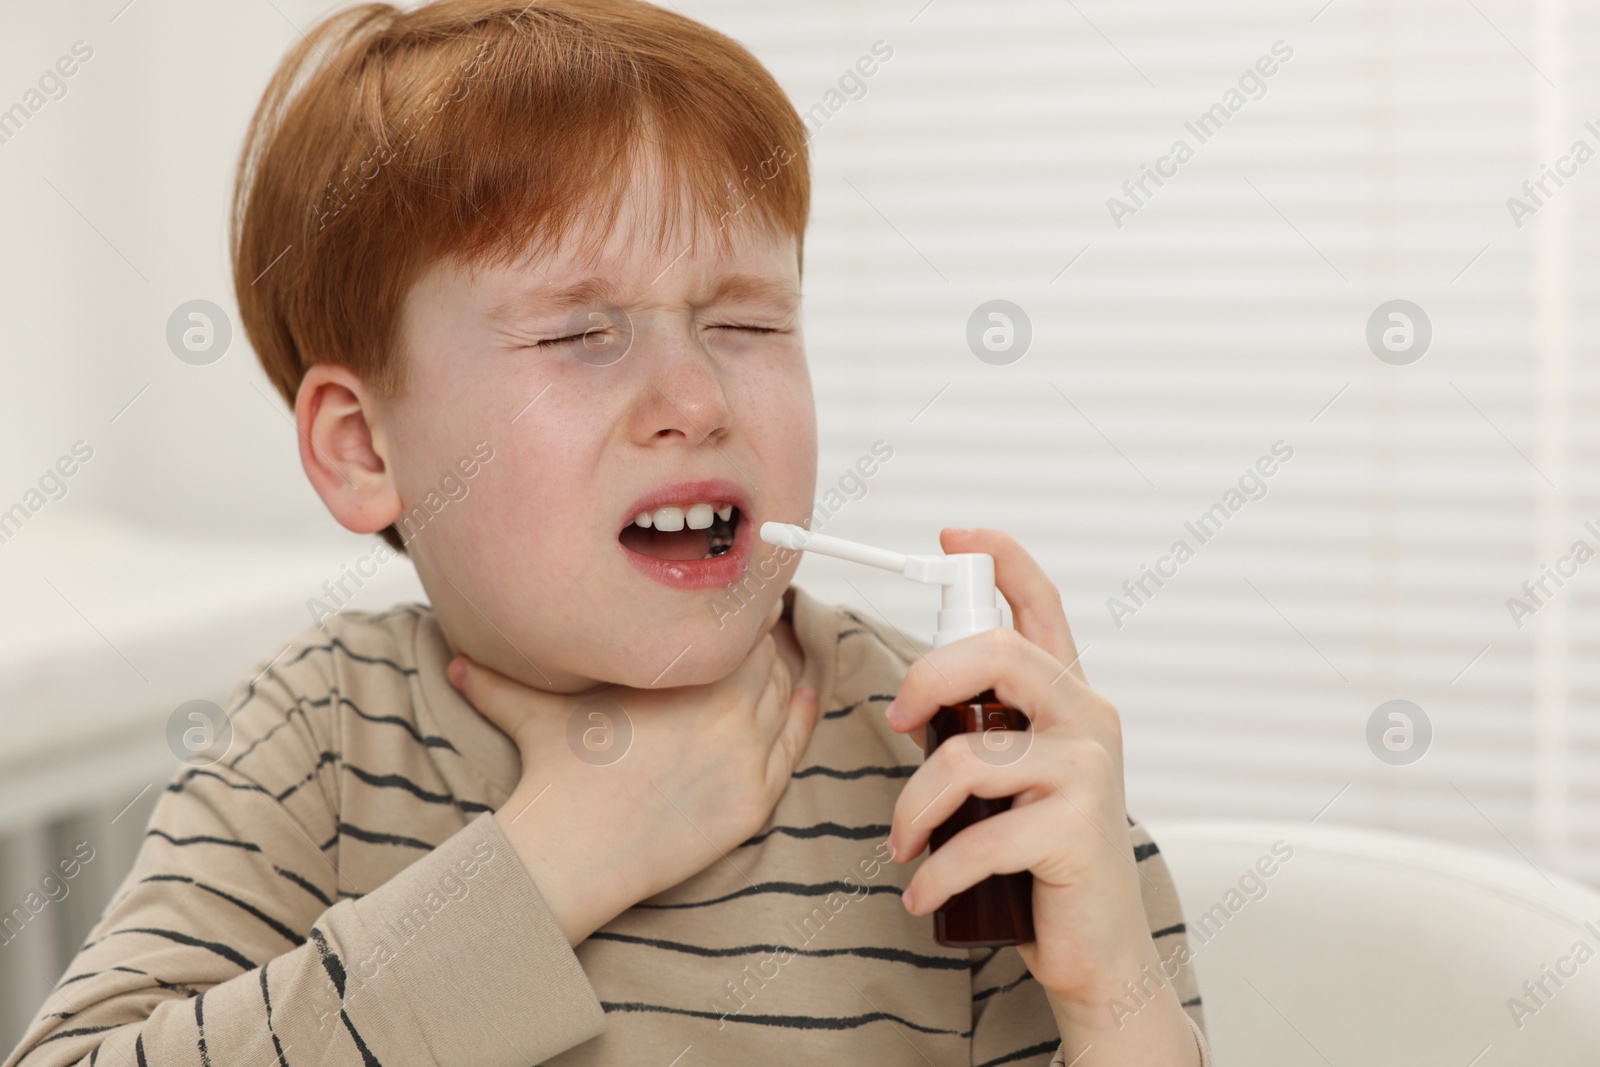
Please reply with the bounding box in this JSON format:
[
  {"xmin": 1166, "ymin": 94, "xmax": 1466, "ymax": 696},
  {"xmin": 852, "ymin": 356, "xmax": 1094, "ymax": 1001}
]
[
  {"xmin": 3, "ymin": 660, "xmax": 606, "ymax": 1067},
  {"xmin": 1044, "ymin": 1013, "xmax": 1212, "ymax": 1067}
]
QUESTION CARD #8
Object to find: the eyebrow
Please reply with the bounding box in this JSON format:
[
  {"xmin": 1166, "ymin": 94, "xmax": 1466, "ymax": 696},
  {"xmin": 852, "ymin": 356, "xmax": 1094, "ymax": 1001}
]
[
  {"xmin": 487, "ymin": 278, "xmax": 621, "ymax": 324},
  {"xmin": 486, "ymin": 273, "xmax": 799, "ymax": 325},
  {"xmin": 700, "ymin": 273, "xmax": 800, "ymax": 308}
]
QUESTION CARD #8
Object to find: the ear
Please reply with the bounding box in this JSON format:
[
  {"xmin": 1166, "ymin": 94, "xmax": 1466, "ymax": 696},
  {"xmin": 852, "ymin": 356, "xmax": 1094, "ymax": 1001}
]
[{"xmin": 293, "ymin": 363, "xmax": 402, "ymax": 536}]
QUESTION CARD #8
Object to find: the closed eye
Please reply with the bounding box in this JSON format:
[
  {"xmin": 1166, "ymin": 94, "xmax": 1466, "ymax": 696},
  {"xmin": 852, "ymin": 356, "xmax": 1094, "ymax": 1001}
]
[
  {"xmin": 533, "ymin": 332, "xmax": 591, "ymax": 348},
  {"xmin": 534, "ymin": 325, "xmax": 781, "ymax": 347}
]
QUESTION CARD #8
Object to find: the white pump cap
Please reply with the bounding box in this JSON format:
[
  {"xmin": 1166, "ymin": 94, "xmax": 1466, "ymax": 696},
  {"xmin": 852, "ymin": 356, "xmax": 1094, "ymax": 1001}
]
[{"xmin": 759, "ymin": 523, "xmax": 1001, "ymax": 648}]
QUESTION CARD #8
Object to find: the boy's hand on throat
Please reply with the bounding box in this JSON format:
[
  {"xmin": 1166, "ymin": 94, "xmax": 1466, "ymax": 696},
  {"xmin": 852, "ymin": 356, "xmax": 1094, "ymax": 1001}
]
[{"xmin": 447, "ymin": 600, "xmax": 819, "ymax": 947}]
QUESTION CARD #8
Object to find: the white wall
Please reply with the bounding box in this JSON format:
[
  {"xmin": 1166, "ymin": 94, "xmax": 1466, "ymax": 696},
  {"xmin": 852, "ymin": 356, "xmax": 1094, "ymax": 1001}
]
[
  {"xmin": 0, "ymin": 0, "xmax": 356, "ymax": 539},
  {"xmin": 684, "ymin": 0, "xmax": 1600, "ymax": 886}
]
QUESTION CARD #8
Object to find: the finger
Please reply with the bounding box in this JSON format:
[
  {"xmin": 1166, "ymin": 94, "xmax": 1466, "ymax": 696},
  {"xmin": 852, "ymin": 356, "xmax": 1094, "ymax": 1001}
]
[
  {"xmin": 940, "ymin": 528, "xmax": 1082, "ymax": 680},
  {"xmin": 889, "ymin": 734, "xmax": 1110, "ymax": 861},
  {"xmin": 888, "ymin": 626, "xmax": 1111, "ymax": 738},
  {"xmin": 447, "ymin": 653, "xmax": 553, "ymax": 737},
  {"xmin": 750, "ymin": 636, "xmax": 794, "ymax": 735},
  {"xmin": 760, "ymin": 594, "xmax": 784, "ymax": 638},
  {"xmin": 902, "ymin": 801, "xmax": 1058, "ymax": 915},
  {"xmin": 724, "ymin": 632, "xmax": 781, "ymax": 721},
  {"xmin": 764, "ymin": 684, "xmax": 820, "ymax": 790}
]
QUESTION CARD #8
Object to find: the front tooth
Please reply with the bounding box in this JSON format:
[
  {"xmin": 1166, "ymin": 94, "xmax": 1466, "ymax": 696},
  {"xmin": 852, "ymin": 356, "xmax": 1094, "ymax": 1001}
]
[
  {"xmin": 635, "ymin": 511, "xmax": 653, "ymax": 528},
  {"xmin": 653, "ymin": 506, "xmax": 685, "ymax": 532},
  {"xmin": 716, "ymin": 505, "xmax": 732, "ymax": 521},
  {"xmin": 686, "ymin": 503, "xmax": 714, "ymax": 530}
]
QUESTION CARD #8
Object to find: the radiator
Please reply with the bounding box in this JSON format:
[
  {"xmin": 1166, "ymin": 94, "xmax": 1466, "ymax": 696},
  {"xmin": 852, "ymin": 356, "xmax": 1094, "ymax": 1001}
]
[{"xmin": 0, "ymin": 732, "xmax": 173, "ymax": 1053}]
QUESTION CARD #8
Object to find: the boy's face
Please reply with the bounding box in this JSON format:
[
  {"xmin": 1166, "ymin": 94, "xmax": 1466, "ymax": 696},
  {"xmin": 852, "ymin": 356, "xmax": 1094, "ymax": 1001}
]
[{"xmin": 377, "ymin": 183, "xmax": 817, "ymax": 693}]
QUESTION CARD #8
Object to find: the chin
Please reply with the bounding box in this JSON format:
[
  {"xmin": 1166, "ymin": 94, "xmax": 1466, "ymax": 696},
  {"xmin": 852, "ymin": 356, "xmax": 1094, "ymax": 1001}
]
[{"xmin": 594, "ymin": 593, "xmax": 780, "ymax": 689}]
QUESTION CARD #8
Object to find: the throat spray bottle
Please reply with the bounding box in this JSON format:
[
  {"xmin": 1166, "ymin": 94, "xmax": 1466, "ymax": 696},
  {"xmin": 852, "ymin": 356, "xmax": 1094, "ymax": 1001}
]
[{"xmin": 760, "ymin": 522, "xmax": 1034, "ymax": 947}]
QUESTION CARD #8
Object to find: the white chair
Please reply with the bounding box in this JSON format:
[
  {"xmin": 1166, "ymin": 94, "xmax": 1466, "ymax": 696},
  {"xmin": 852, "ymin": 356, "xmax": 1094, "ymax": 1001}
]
[{"xmin": 1144, "ymin": 820, "xmax": 1600, "ymax": 1066}]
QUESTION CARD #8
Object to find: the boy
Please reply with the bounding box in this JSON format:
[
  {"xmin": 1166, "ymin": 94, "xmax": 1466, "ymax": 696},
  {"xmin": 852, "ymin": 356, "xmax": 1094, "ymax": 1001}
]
[{"xmin": 6, "ymin": 1, "xmax": 1208, "ymax": 1063}]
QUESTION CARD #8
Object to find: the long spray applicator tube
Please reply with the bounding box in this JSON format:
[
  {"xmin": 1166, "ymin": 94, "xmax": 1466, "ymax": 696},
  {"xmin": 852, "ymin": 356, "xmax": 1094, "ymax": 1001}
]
[
  {"xmin": 760, "ymin": 524, "xmax": 909, "ymax": 573},
  {"xmin": 760, "ymin": 522, "xmax": 1035, "ymax": 947}
]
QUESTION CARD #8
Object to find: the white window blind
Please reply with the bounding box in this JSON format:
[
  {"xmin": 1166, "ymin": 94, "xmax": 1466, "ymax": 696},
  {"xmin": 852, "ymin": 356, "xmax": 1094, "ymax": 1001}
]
[{"xmin": 684, "ymin": 0, "xmax": 1600, "ymax": 883}]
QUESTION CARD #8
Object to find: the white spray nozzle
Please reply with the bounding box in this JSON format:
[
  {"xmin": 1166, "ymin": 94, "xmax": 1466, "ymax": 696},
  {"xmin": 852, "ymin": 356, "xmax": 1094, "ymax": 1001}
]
[{"xmin": 760, "ymin": 522, "xmax": 1001, "ymax": 648}]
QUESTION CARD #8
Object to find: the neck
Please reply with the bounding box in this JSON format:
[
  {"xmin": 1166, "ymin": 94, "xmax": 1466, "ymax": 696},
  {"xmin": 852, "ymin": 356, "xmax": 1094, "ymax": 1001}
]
[{"xmin": 772, "ymin": 616, "xmax": 806, "ymax": 690}]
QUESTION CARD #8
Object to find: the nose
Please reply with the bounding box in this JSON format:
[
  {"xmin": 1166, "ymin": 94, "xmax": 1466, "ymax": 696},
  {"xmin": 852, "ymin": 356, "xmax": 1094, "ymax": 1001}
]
[{"xmin": 629, "ymin": 315, "xmax": 733, "ymax": 446}]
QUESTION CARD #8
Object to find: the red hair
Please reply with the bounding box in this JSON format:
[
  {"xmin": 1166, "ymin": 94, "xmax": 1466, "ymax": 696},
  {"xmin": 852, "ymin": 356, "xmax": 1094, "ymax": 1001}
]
[{"xmin": 231, "ymin": 0, "xmax": 809, "ymax": 403}]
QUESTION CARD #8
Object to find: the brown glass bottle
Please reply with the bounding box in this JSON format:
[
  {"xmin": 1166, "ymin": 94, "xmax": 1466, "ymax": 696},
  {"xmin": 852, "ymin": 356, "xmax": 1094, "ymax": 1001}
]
[{"xmin": 922, "ymin": 690, "xmax": 1034, "ymax": 947}]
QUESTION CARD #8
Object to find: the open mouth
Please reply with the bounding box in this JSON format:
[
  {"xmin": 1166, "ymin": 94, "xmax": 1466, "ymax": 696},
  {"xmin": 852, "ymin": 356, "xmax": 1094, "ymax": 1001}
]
[{"xmin": 618, "ymin": 501, "xmax": 742, "ymax": 561}]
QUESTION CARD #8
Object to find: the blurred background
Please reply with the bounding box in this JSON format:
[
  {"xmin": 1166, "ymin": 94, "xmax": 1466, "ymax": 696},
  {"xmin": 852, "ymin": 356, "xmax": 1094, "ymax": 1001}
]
[{"xmin": 2, "ymin": 0, "xmax": 1596, "ymax": 1054}]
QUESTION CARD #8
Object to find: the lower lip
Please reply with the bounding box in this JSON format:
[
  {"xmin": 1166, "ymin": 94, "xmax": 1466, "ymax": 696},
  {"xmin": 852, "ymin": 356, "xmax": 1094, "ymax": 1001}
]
[{"xmin": 618, "ymin": 514, "xmax": 755, "ymax": 590}]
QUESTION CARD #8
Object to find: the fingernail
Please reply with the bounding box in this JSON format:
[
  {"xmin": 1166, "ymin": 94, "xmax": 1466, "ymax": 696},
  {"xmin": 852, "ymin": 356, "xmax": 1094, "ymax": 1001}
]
[
  {"xmin": 446, "ymin": 657, "xmax": 465, "ymax": 690},
  {"xmin": 901, "ymin": 887, "xmax": 917, "ymax": 914},
  {"xmin": 797, "ymin": 686, "xmax": 817, "ymax": 703},
  {"xmin": 946, "ymin": 527, "xmax": 972, "ymax": 536},
  {"xmin": 884, "ymin": 700, "xmax": 899, "ymax": 724}
]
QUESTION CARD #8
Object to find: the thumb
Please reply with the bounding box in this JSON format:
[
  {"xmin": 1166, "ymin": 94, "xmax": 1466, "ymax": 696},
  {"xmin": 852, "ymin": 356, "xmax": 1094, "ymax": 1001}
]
[
  {"xmin": 768, "ymin": 684, "xmax": 820, "ymax": 784},
  {"xmin": 758, "ymin": 594, "xmax": 785, "ymax": 642},
  {"xmin": 446, "ymin": 653, "xmax": 539, "ymax": 739}
]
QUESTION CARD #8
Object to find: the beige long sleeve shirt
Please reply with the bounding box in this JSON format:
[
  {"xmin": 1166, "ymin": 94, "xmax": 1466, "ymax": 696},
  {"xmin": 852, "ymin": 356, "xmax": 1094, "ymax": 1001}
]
[{"xmin": 6, "ymin": 587, "xmax": 1207, "ymax": 1066}]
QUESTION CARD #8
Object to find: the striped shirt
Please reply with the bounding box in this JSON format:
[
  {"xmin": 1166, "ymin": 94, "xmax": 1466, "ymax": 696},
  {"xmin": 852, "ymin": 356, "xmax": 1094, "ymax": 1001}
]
[{"xmin": 5, "ymin": 587, "xmax": 1208, "ymax": 1067}]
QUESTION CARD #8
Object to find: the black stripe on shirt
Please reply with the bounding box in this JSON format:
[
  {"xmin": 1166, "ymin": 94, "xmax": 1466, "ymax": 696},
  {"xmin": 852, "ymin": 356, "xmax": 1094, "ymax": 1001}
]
[
  {"xmin": 792, "ymin": 764, "xmax": 915, "ymax": 780},
  {"xmin": 275, "ymin": 751, "xmax": 340, "ymax": 803},
  {"xmin": 972, "ymin": 971, "xmax": 1034, "ymax": 1002},
  {"xmin": 633, "ymin": 880, "xmax": 903, "ymax": 909},
  {"xmin": 278, "ymin": 691, "xmax": 455, "ymax": 755},
  {"xmin": 602, "ymin": 1000, "xmax": 964, "ymax": 1036},
  {"xmin": 146, "ymin": 829, "xmax": 260, "ymax": 852},
  {"xmin": 1134, "ymin": 841, "xmax": 1160, "ymax": 862},
  {"xmin": 228, "ymin": 716, "xmax": 294, "ymax": 769},
  {"xmin": 110, "ymin": 928, "xmax": 256, "ymax": 971},
  {"xmin": 274, "ymin": 865, "xmax": 332, "ymax": 907},
  {"xmin": 975, "ymin": 1039, "xmax": 1061, "ymax": 1067},
  {"xmin": 329, "ymin": 821, "xmax": 433, "ymax": 851},
  {"xmin": 342, "ymin": 1006, "xmax": 381, "ymax": 1067},
  {"xmin": 195, "ymin": 991, "xmax": 213, "ymax": 1067},
  {"xmin": 34, "ymin": 1025, "xmax": 119, "ymax": 1047},
  {"xmin": 309, "ymin": 928, "xmax": 347, "ymax": 996},
  {"xmin": 278, "ymin": 638, "xmax": 419, "ymax": 683},
  {"xmin": 821, "ymin": 695, "xmax": 897, "ymax": 720},
  {"xmin": 261, "ymin": 962, "xmax": 290, "ymax": 1067},
  {"xmin": 341, "ymin": 765, "xmax": 490, "ymax": 813},
  {"xmin": 226, "ymin": 638, "xmax": 416, "ymax": 723},
  {"xmin": 141, "ymin": 875, "xmax": 304, "ymax": 946},
  {"xmin": 311, "ymin": 929, "xmax": 382, "ymax": 1067},
  {"xmin": 56, "ymin": 965, "xmax": 203, "ymax": 998},
  {"xmin": 167, "ymin": 769, "xmax": 274, "ymax": 797},
  {"xmin": 318, "ymin": 691, "xmax": 454, "ymax": 752},
  {"xmin": 738, "ymin": 822, "xmax": 892, "ymax": 848},
  {"xmin": 586, "ymin": 931, "xmax": 965, "ymax": 971}
]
